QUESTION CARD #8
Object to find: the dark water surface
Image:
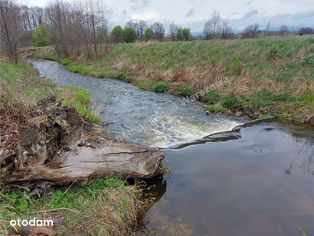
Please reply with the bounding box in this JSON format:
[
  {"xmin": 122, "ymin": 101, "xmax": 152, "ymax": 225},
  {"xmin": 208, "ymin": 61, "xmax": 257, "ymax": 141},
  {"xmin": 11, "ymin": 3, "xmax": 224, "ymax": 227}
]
[
  {"xmin": 139, "ymin": 122, "xmax": 314, "ymax": 236},
  {"xmin": 32, "ymin": 60, "xmax": 314, "ymax": 236}
]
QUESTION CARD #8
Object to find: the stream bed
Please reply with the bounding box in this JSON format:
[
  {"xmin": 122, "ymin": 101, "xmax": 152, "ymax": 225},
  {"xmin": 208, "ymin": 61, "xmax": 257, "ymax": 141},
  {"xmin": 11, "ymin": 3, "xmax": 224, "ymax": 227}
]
[{"xmin": 32, "ymin": 60, "xmax": 314, "ymax": 236}]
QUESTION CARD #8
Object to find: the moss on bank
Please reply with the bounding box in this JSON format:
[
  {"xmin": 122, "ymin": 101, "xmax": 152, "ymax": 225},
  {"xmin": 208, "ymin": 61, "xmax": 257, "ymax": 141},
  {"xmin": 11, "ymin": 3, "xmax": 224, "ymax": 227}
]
[{"xmin": 43, "ymin": 36, "xmax": 314, "ymax": 121}]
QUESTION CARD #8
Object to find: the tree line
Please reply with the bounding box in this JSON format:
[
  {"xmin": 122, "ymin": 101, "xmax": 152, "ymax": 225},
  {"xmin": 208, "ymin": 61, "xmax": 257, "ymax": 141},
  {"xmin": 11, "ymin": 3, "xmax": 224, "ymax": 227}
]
[{"xmin": 111, "ymin": 21, "xmax": 191, "ymax": 43}]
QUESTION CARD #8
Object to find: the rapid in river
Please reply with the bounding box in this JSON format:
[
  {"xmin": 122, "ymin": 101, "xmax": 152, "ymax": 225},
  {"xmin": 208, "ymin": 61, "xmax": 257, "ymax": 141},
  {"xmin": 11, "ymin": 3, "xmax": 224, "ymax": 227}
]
[{"xmin": 32, "ymin": 60, "xmax": 314, "ymax": 236}]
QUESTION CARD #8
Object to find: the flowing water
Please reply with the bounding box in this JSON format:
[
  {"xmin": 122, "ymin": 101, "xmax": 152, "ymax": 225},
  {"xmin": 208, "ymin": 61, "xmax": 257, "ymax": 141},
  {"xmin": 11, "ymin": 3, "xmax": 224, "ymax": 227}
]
[
  {"xmin": 32, "ymin": 60, "xmax": 241, "ymax": 148},
  {"xmin": 32, "ymin": 60, "xmax": 314, "ymax": 236}
]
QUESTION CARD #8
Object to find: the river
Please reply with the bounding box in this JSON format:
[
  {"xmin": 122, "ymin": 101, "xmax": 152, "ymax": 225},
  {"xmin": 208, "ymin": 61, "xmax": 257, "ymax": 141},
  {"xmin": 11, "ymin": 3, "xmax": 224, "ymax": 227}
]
[{"xmin": 32, "ymin": 60, "xmax": 314, "ymax": 236}]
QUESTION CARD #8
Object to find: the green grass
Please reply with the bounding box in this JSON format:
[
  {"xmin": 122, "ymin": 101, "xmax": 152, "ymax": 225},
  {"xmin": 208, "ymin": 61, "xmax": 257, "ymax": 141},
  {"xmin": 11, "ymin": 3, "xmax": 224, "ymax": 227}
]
[
  {"xmin": 297, "ymin": 91, "xmax": 314, "ymax": 107},
  {"xmin": 153, "ymin": 82, "xmax": 168, "ymax": 93},
  {"xmin": 200, "ymin": 90, "xmax": 221, "ymax": 103},
  {"xmin": 181, "ymin": 86, "xmax": 193, "ymax": 96},
  {"xmin": 63, "ymin": 86, "xmax": 91, "ymax": 104},
  {"xmin": 0, "ymin": 57, "xmax": 101, "ymax": 124},
  {"xmin": 59, "ymin": 86, "xmax": 101, "ymax": 124},
  {"xmin": 0, "ymin": 59, "xmax": 28, "ymax": 87},
  {"xmin": 0, "ymin": 177, "xmax": 138, "ymax": 235},
  {"xmin": 220, "ymin": 97, "xmax": 240, "ymax": 109},
  {"xmin": 206, "ymin": 104, "xmax": 228, "ymax": 114},
  {"xmin": 43, "ymin": 36, "xmax": 314, "ymax": 121},
  {"xmin": 95, "ymin": 37, "xmax": 314, "ymax": 73}
]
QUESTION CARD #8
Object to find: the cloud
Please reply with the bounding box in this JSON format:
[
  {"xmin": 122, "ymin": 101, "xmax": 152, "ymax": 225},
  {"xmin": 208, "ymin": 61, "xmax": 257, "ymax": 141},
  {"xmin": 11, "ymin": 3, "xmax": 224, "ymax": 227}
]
[
  {"xmin": 185, "ymin": 8, "xmax": 195, "ymax": 17},
  {"xmin": 26, "ymin": 0, "xmax": 314, "ymax": 33},
  {"xmin": 129, "ymin": 0, "xmax": 150, "ymax": 10},
  {"xmin": 246, "ymin": 0, "xmax": 253, "ymax": 6},
  {"xmin": 292, "ymin": 11, "xmax": 314, "ymax": 20},
  {"xmin": 129, "ymin": 11, "xmax": 160, "ymax": 21},
  {"xmin": 242, "ymin": 10, "xmax": 258, "ymax": 19},
  {"xmin": 122, "ymin": 9, "xmax": 128, "ymax": 16}
]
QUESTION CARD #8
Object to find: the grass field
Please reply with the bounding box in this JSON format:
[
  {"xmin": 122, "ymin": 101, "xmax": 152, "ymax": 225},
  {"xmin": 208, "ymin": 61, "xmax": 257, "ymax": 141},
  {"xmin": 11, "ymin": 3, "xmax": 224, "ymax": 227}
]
[{"xmin": 44, "ymin": 36, "xmax": 314, "ymax": 121}]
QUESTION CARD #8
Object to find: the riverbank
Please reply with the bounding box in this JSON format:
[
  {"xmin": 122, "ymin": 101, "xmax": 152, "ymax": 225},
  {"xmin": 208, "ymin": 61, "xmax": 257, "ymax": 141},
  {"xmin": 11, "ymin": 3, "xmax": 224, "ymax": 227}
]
[
  {"xmin": 0, "ymin": 57, "xmax": 161, "ymax": 235},
  {"xmin": 31, "ymin": 36, "xmax": 314, "ymax": 123}
]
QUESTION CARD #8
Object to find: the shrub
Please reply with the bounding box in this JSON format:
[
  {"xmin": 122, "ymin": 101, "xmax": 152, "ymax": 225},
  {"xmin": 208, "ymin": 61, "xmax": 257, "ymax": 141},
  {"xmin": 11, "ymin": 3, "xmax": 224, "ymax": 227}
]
[
  {"xmin": 122, "ymin": 27, "xmax": 137, "ymax": 43},
  {"xmin": 32, "ymin": 25, "xmax": 50, "ymax": 47},
  {"xmin": 153, "ymin": 82, "xmax": 168, "ymax": 93},
  {"xmin": 182, "ymin": 28, "xmax": 191, "ymax": 41},
  {"xmin": 111, "ymin": 25, "xmax": 123, "ymax": 43},
  {"xmin": 181, "ymin": 87, "xmax": 193, "ymax": 96},
  {"xmin": 144, "ymin": 28, "xmax": 153, "ymax": 41}
]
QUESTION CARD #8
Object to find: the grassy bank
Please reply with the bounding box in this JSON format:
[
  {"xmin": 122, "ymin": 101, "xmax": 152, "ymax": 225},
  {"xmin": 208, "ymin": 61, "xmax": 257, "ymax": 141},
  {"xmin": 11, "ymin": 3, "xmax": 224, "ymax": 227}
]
[
  {"xmin": 43, "ymin": 36, "xmax": 314, "ymax": 121},
  {"xmin": 0, "ymin": 178, "xmax": 139, "ymax": 235},
  {"xmin": 0, "ymin": 57, "xmax": 141, "ymax": 235},
  {"xmin": 0, "ymin": 57, "xmax": 100, "ymax": 124}
]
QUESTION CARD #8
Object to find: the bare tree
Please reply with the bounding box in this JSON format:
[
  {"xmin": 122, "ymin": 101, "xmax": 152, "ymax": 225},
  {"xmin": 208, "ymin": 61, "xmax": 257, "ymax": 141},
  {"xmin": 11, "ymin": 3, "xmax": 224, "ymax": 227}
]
[
  {"xmin": 168, "ymin": 23, "xmax": 178, "ymax": 41},
  {"xmin": 203, "ymin": 11, "xmax": 221, "ymax": 39},
  {"xmin": 221, "ymin": 22, "xmax": 233, "ymax": 39},
  {"xmin": 279, "ymin": 25, "xmax": 289, "ymax": 36},
  {"xmin": 137, "ymin": 20, "xmax": 147, "ymax": 40},
  {"xmin": 45, "ymin": 1, "xmax": 67, "ymax": 56},
  {"xmin": 265, "ymin": 22, "xmax": 271, "ymax": 36},
  {"xmin": 151, "ymin": 22, "xmax": 165, "ymax": 41},
  {"xmin": 45, "ymin": 0, "xmax": 108, "ymax": 58},
  {"xmin": 203, "ymin": 11, "xmax": 233, "ymax": 40},
  {"xmin": 299, "ymin": 27, "xmax": 314, "ymax": 36},
  {"xmin": 0, "ymin": 0, "xmax": 21, "ymax": 63},
  {"xmin": 125, "ymin": 20, "xmax": 147, "ymax": 40},
  {"xmin": 242, "ymin": 23, "xmax": 260, "ymax": 38}
]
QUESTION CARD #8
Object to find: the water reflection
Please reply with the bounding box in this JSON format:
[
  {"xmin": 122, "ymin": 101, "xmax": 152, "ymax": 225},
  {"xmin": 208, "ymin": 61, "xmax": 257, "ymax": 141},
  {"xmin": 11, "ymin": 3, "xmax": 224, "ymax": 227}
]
[
  {"xmin": 285, "ymin": 141, "xmax": 314, "ymax": 175},
  {"xmin": 138, "ymin": 122, "xmax": 314, "ymax": 236}
]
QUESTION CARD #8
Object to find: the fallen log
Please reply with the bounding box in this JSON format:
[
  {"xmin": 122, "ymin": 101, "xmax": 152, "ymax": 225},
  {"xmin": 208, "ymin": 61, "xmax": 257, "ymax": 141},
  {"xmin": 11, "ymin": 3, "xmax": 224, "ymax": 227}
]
[
  {"xmin": 4, "ymin": 144, "xmax": 164, "ymax": 185},
  {"xmin": 0, "ymin": 97, "xmax": 164, "ymax": 186}
]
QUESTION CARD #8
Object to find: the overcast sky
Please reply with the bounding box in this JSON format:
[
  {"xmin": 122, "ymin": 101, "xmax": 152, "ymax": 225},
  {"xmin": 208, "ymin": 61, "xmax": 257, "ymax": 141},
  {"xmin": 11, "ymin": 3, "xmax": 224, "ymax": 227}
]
[{"xmin": 24, "ymin": 0, "xmax": 314, "ymax": 33}]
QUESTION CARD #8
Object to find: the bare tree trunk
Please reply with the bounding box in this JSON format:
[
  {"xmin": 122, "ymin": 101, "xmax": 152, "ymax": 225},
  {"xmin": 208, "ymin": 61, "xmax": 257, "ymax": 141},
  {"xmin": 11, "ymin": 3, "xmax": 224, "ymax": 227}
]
[{"xmin": 0, "ymin": 1, "xmax": 19, "ymax": 64}]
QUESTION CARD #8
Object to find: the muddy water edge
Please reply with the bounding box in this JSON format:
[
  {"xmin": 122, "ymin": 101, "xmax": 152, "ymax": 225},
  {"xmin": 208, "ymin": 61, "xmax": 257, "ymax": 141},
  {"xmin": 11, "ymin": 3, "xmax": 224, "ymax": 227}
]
[{"xmin": 31, "ymin": 60, "xmax": 314, "ymax": 236}]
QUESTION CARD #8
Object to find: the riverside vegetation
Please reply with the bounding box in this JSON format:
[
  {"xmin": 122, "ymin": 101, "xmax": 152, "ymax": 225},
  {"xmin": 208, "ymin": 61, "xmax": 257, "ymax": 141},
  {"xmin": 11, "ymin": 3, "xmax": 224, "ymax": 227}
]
[
  {"xmin": 41, "ymin": 36, "xmax": 314, "ymax": 123},
  {"xmin": 0, "ymin": 56, "xmax": 143, "ymax": 235}
]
